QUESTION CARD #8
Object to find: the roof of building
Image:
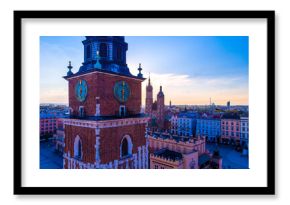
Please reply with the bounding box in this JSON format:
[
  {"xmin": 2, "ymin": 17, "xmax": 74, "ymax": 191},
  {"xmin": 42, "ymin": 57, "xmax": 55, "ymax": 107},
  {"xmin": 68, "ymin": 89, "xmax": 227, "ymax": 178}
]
[
  {"xmin": 64, "ymin": 67, "xmax": 145, "ymax": 81},
  {"xmin": 198, "ymin": 154, "xmax": 211, "ymax": 165},
  {"xmin": 151, "ymin": 132, "xmax": 192, "ymax": 142},
  {"xmin": 196, "ymin": 113, "xmax": 221, "ymax": 120},
  {"xmin": 40, "ymin": 113, "xmax": 66, "ymax": 119},
  {"xmin": 178, "ymin": 111, "xmax": 199, "ymax": 118},
  {"xmin": 152, "ymin": 101, "xmax": 157, "ymax": 110},
  {"xmin": 221, "ymin": 112, "xmax": 241, "ymax": 119},
  {"xmin": 153, "ymin": 148, "xmax": 183, "ymax": 161}
]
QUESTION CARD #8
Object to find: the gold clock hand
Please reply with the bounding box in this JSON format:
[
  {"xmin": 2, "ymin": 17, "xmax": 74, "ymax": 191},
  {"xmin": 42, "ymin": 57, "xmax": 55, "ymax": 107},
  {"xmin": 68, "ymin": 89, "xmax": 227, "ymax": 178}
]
[{"xmin": 122, "ymin": 81, "xmax": 125, "ymax": 101}]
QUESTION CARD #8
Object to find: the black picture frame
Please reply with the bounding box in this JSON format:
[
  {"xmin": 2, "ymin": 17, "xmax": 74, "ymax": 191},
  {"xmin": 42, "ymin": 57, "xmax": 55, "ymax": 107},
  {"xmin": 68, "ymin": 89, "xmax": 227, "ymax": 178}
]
[{"xmin": 14, "ymin": 10, "xmax": 275, "ymax": 195}]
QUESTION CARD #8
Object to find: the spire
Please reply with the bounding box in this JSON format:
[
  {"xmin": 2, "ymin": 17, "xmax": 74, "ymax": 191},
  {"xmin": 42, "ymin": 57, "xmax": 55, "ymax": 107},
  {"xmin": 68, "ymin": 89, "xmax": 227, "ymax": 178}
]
[
  {"xmin": 148, "ymin": 72, "xmax": 151, "ymax": 85},
  {"xmin": 137, "ymin": 63, "xmax": 143, "ymax": 78},
  {"xmin": 157, "ymin": 85, "xmax": 164, "ymax": 97},
  {"xmin": 67, "ymin": 61, "xmax": 73, "ymax": 76}
]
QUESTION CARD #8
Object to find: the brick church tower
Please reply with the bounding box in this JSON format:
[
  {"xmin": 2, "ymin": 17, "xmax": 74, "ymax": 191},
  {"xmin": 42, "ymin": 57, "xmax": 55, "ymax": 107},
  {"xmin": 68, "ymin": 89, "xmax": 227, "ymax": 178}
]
[
  {"xmin": 157, "ymin": 86, "xmax": 165, "ymax": 129},
  {"xmin": 62, "ymin": 36, "xmax": 149, "ymax": 169},
  {"xmin": 145, "ymin": 74, "xmax": 153, "ymax": 115}
]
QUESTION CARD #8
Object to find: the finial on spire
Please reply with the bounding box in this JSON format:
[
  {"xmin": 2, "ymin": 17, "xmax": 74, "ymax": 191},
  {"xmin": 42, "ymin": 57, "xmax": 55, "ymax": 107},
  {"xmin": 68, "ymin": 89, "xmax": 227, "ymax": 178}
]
[
  {"xmin": 137, "ymin": 63, "xmax": 143, "ymax": 78},
  {"xmin": 67, "ymin": 61, "xmax": 73, "ymax": 76},
  {"xmin": 93, "ymin": 50, "xmax": 102, "ymax": 69}
]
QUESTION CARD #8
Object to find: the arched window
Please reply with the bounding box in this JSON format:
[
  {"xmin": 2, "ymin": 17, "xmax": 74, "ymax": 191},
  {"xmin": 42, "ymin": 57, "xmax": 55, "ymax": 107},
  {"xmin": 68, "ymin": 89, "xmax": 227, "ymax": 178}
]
[
  {"xmin": 121, "ymin": 138, "xmax": 128, "ymax": 156},
  {"xmin": 86, "ymin": 45, "xmax": 91, "ymax": 59},
  {"xmin": 99, "ymin": 43, "xmax": 107, "ymax": 57},
  {"xmin": 74, "ymin": 135, "xmax": 82, "ymax": 159},
  {"xmin": 120, "ymin": 135, "xmax": 133, "ymax": 158}
]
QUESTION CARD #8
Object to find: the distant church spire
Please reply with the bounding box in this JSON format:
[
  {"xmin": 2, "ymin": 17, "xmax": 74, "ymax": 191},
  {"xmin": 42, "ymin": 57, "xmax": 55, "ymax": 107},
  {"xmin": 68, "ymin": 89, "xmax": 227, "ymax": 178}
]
[
  {"xmin": 157, "ymin": 85, "xmax": 165, "ymax": 129},
  {"xmin": 148, "ymin": 72, "xmax": 151, "ymax": 85},
  {"xmin": 145, "ymin": 72, "xmax": 153, "ymax": 115},
  {"xmin": 158, "ymin": 85, "xmax": 164, "ymax": 97}
]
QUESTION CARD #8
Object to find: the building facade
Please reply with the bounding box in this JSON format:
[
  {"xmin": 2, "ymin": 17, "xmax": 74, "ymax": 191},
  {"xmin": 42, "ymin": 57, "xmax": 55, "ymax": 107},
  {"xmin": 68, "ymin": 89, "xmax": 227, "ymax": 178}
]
[
  {"xmin": 148, "ymin": 133, "xmax": 222, "ymax": 169},
  {"xmin": 40, "ymin": 113, "xmax": 63, "ymax": 138},
  {"xmin": 62, "ymin": 36, "xmax": 150, "ymax": 169},
  {"xmin": 53, "ymin": 118, "xmax": 65, "ymax": 153},
  {"xmin": 221, "ymin": 116, "xmax": 240, "ymax": 144},
  {"xmin": 196, "ymin": 117, "xmax": 221, "ymax": 142},
  {"xmin": 148, "ymin": 134, "xmax": 203, "ymax": 169},
  {"xmin": 170, "ymin": 112, "xmax": 197, "ymax": 137},
  {"xmin": 240, "ymin": 117, "xmax": 249, "ymax": 147},
  {"xmin": 170, "ymin": 115, "xmax": 178, "ymax": 135}
]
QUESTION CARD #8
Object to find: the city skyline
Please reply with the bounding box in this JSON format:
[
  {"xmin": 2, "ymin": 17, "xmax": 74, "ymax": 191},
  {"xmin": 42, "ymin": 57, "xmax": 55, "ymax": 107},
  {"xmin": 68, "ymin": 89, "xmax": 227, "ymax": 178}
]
[{"xmin": 40, "ymin": 36, "xmax": 249, "ymax": 105}]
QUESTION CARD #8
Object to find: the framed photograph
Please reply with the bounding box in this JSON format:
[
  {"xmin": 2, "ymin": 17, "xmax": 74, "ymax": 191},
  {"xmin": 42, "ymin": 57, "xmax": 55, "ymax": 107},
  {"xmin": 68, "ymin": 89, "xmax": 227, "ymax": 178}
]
[{"xmin": 14, "ymin": 10, "xmax": 275, "ymax": 195}]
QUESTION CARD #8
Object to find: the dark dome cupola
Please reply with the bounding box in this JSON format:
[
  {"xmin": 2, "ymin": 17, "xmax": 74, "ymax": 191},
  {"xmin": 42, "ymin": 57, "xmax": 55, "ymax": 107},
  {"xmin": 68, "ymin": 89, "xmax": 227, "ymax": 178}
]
[{"xmin": 79, "ymin": 36, "xmax": 131, "ymax": 76}]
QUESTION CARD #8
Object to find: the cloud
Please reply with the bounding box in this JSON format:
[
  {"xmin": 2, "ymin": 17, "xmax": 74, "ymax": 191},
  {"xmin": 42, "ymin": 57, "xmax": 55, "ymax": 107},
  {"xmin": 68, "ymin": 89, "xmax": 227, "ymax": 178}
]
[
  {"xmin": 40, "ymin": 87, "xmax": 68, "ymax": 104},
  {"xmin": 142, "ymin": 72, "xmax": 248, "ymax": 105}
]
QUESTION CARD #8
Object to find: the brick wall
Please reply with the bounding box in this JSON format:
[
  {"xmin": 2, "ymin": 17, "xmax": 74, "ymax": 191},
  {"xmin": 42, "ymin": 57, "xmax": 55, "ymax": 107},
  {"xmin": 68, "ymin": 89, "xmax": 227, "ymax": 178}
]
[
  {"xmin": 64, "ymin": 125, "xmax": 96, "ymax": 164},
  {"xmin": 100, "ymin": 123, "xmax": 146, "ymax": 164},
  {"xmin": 68, "ymin": 72, "xmax": 142, "ymax": 117},
  {"xmin": 64, "ymin": 123, "xmax": 147, "ymax": 165}
]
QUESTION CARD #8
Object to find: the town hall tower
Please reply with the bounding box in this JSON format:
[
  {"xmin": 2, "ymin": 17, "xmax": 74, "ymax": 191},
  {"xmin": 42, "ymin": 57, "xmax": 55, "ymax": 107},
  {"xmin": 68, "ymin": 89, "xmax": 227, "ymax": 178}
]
[{"xmin": 62, "ymin": 36, "xmax": 149, "ymax": 169}]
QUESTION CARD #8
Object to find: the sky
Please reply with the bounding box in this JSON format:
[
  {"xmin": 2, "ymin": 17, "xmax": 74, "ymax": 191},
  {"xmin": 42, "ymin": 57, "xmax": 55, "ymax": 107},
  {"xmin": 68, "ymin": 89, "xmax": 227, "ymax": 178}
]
[{"xmin": 40, "ymin": 36, "xmax": 248, "ymax": 106}]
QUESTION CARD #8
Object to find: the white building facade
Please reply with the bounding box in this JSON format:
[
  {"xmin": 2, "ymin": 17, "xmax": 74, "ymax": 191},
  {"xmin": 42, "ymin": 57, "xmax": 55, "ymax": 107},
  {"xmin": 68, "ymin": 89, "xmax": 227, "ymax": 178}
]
[
  {"xmin": 240, "ymin": 117, "xmax": 249, "ymax": 147},
  {"xmin": 170, "ymin": 113, "xmax": 197, "ymax": 137}
]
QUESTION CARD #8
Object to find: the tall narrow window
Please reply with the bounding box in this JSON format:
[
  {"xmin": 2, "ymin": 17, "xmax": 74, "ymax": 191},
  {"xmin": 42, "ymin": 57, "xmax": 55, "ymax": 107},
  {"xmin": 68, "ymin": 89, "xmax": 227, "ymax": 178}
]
[
  {"xmin": 78, "ymin": 140, "xmax": 82, "ymax": 159},
  {"xmin": 74, "ymin": 136, "xmax": 82, "ymax": 160},
  {"xmin": 117, "ymin": 46, "xmax": 122, "ymax": 61},
  {"xmin": 86, "ymin": 45, "xmax": 91, "ymax": 59},
  {"xmin": 119, "ymin": 105, "xmax": 126, "ymax": 117},
  {"xmin": 99, "ymin": 43, "xmax": 107, "ymax": 57},
  {"xmin": 79, "ymin": 106, "xmax": 84, "ymax": 118}
]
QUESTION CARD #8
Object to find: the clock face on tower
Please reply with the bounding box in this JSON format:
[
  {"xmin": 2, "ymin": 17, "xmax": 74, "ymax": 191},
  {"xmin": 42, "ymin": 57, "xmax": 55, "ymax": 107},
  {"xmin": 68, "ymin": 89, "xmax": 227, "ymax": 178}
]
[
  {"xmin": 113, "ymin": 81, "xmax": 131, "ymax": 103},
  {"xmin": 75, "ymin": 79, "xmax": 88, "ymax": 102}
]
